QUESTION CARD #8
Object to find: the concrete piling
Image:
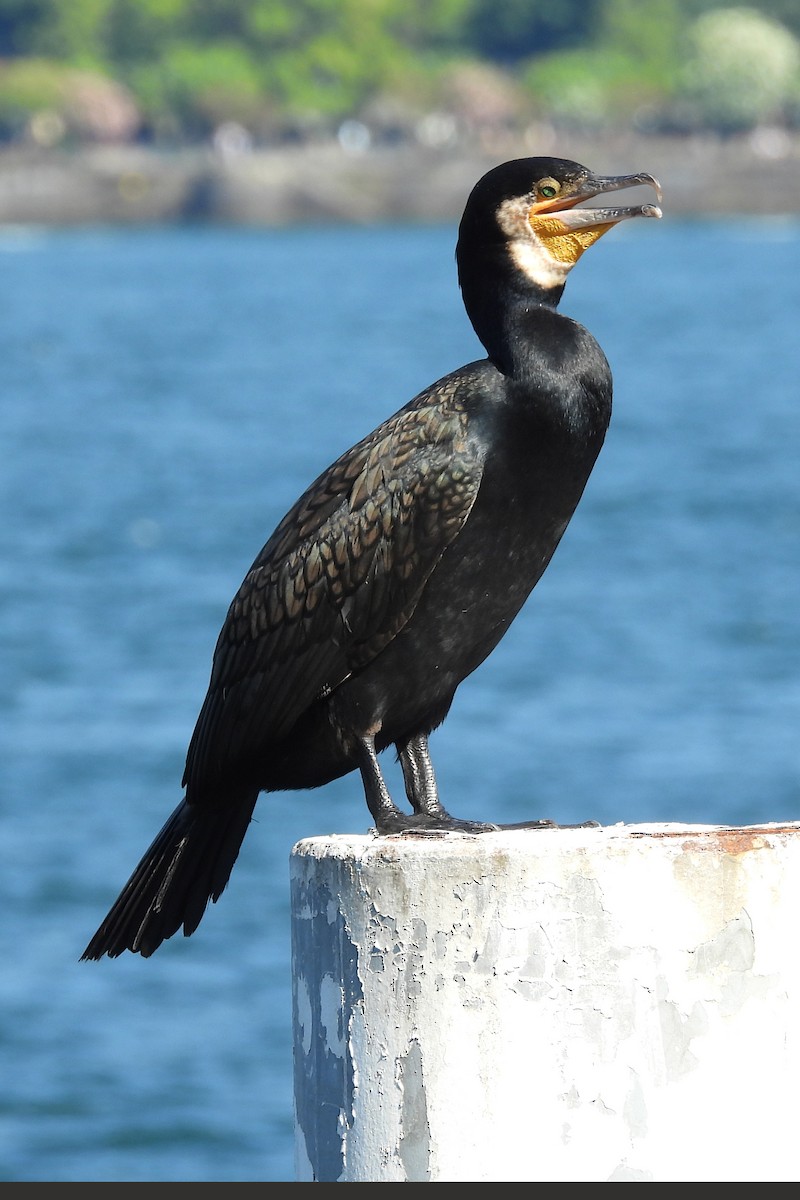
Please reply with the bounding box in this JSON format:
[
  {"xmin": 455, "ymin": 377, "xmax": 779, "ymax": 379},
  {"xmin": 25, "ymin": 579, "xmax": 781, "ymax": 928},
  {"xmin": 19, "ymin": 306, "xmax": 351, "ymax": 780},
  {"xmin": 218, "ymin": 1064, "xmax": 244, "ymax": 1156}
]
[{"xmin": 290, "ymin": 822, "xmax": 800, "ymax": 1182}]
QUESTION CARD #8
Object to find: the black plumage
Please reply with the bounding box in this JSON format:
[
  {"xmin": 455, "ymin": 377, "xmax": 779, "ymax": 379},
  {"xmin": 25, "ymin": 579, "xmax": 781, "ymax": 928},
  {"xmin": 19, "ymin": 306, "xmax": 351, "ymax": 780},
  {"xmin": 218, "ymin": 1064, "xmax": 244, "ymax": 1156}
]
[{"xmin": 83, "ymin": 156, "xmax": 661, "ymax": 959}]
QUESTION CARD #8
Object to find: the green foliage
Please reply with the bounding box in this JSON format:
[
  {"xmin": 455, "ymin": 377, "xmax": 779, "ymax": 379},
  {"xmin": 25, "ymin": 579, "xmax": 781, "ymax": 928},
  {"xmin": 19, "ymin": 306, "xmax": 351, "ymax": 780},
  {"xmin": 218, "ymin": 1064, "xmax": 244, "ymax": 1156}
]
[
  {"xmin": 522, "ymin": 0, "xmax": 682, "ymax": 126},
  {"xmin": 0, "ymin": 56, "xmax": 65, "ymax": 136},
  {"xmin": 523, "ymin": 47, "xmax": 670, "ymax": 127},
  {"xmin": 597, "ymin": 0, "xmax": 683, "ymax": 69},
  {"xmin": 131, "ymin": 41, "xmax": 265, "ymax": 138},
  {"xmin": 743, "ymin": 0, "xmax": 800, "ymax": 39},
  {"xmin": 462, "ymin": 0, "xmax": 599, "ymax": 63},
  {"xmin": 11, "ymin": 0, "xmax": 116, "ymax": 65},
  {"xmin": 678, "ymin": 6, "xmax": 800, "ymax": 130},
  {"xmin": 0, "ymin": 0, "xmax": 798, "ymax": 140},
  {"xmin": 0, "ymin": 55, "xmax": 138, "ymax": 142}
]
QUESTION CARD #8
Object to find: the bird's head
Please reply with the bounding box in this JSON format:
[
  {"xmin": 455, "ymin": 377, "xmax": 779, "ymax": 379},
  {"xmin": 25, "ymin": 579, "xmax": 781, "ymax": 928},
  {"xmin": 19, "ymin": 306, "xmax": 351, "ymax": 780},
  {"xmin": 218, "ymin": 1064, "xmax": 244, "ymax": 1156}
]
[{"xmin": 457, "ymin": 156, "xmax": 662, "ymax": 301}]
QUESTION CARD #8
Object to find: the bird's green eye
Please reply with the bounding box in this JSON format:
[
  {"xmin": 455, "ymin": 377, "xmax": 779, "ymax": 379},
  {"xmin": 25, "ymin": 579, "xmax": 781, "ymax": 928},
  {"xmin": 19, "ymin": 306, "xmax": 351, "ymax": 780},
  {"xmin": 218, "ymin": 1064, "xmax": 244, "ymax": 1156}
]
[{"xmin": 538, "ymin": 179, "xmax": 561, "ymax": 200}]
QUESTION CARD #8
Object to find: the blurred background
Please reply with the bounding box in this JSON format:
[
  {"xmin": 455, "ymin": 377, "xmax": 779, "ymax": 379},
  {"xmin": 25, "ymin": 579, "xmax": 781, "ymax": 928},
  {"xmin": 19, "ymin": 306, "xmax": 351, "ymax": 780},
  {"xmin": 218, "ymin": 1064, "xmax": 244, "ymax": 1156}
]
[
  {"xmin": 1, "ymin": 0, "xmax": 799, "ymax": 1184},
  {"xmin": 1, "ymin": 0, "xmax": 800, "ymax": 219}
]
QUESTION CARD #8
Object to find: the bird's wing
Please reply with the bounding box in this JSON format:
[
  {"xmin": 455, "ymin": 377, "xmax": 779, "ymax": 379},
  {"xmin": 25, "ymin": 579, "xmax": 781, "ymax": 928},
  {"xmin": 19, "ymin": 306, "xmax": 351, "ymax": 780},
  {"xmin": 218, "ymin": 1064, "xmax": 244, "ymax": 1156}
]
[{"xmin": 183, "ymin": 380, "xmax": 483, "ymax": 790}]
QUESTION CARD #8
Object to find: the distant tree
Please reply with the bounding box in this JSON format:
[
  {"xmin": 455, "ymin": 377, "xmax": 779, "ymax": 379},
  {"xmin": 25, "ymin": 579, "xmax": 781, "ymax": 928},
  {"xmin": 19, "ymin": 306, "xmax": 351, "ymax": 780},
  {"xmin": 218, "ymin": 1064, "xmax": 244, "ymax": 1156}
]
[
  {"xmin": 0, "ymin": 0, "xmax": 53, "ymax": 56},
  {"xmin": 677, "ymin": 6, "xmax": 800, "ymax": 130},
  {"xmin": 0, "ymin": 55, "xmax": 139, "ymax": 142},
  {"xmin": 597, "ymin": 0, "xmax": 683, "ymax": 69},
  {"xmin": 739, "ymin": 0, "xmax": 800, "ymax": 38},
  {"xmin": 461, "ymin": 0, "xmax": 600, "ymax": 63},
  {"xmin": 131, "ymin": 41, "xmax": 265, "ymax": 140},
  {"xmin": 8, "ymin": 0, "xmax": 117, "ymax": 64},
  {"xmin": 521, "ymin": 0, "xmax": 683, "ymax": 126}
]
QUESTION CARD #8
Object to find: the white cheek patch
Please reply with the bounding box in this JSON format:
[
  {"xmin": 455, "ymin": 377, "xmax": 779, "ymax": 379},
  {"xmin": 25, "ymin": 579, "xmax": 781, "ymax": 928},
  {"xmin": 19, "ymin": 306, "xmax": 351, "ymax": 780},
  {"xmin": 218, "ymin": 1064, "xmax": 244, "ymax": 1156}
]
[
  {"xmin": 496, "ymin": 195, "xmax": 574, "ymax": 290},
  {"xmin": 508, "ymin": 239, "xmax": 572, "ymax": 290},
  {"xmin": 496, "ymin": 195, "xmax": 533, "ymax": 238}
]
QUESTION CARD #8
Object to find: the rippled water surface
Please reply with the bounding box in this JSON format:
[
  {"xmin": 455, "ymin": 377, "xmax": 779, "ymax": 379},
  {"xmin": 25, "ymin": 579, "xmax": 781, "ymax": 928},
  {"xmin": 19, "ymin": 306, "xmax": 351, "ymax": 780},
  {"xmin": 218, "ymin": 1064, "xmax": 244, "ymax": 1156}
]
[{"xmin": 1, "ymin": 216, "xmax": 798, "ymax": 1180}]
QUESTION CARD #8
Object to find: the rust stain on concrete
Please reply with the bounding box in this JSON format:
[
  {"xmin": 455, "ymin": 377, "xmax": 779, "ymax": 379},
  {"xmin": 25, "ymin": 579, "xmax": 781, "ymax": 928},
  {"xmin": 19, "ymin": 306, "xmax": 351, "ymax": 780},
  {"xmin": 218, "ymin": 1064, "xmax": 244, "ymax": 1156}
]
[{"xmin": 627, "ymin": 826, "xmax": 800, "ymax": 856}]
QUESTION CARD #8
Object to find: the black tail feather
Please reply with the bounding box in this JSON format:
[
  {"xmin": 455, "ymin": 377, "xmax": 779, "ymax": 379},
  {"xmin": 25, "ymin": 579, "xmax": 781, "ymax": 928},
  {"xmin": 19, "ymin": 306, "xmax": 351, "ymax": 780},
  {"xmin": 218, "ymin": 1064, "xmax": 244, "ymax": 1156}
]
[{"xmin": 81, "ymin": 790, "xmax": 259, "ymax": 960}]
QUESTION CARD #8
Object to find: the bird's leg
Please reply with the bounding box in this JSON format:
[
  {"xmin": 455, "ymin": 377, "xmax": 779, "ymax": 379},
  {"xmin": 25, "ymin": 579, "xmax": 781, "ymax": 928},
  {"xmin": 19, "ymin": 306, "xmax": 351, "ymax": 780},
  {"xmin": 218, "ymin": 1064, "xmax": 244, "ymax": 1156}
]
[
  {"xmin": 391, "ymin": 732, "xmax": 499, "ymax": 834},
  {"xmin": 398, "ymin": 732, "xmax": 448, "ymax": 819},
  {"xmin": 356, "ymin": 731, "xmax": 588, "ymax": 836},
  {"xmin": 399, "ymin": 732, "xmax": 593, "ymax": 833},
  {"xmin": 352, "ymin": 731, "xmax": 488, "ymax": 834},
  {"xmin": 354, "ymin": 732, "xmax": 412, "ymax": 832}
]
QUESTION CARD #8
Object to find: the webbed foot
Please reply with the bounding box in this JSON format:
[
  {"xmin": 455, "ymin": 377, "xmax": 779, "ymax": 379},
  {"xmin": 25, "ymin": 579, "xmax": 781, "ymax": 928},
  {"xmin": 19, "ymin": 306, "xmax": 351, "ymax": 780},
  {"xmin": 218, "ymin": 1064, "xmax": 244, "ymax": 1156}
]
[{"xmin": 375, "ymin": 811, "xmax": 501, "ymax": 836}]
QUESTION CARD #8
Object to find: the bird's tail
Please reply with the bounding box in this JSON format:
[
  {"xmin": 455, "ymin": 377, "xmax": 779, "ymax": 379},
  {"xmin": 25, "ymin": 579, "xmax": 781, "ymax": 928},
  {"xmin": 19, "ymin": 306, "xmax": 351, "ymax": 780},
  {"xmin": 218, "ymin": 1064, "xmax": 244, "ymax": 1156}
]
[{"xmin": 80, "ymin": 789, "xmax": 259, "ymax": 959}]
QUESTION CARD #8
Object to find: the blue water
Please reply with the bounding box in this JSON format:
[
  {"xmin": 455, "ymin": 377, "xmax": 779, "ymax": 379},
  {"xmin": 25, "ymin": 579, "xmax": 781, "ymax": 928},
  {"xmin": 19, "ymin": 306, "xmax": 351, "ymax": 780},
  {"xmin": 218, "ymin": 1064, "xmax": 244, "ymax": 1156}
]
[{"xmin": 1, "ymin": 216, "xmax": 798, "ymax": 1181}]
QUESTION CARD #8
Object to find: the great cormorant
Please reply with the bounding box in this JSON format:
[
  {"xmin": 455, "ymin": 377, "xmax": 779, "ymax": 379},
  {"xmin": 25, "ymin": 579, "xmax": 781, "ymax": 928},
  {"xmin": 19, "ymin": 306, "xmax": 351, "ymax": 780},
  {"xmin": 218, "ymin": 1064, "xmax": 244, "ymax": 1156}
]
[{"xmin": 82, "ymin": 156, "xmax": 661, "ymax": 959}]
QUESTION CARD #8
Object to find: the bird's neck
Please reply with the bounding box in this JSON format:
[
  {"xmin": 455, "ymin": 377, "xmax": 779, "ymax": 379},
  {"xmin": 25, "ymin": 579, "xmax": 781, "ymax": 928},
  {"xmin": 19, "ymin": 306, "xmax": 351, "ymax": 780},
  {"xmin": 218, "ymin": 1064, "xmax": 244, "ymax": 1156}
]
[{"xmin": 459, "ymin": 250, "xmax": 567, "ymax": 379}]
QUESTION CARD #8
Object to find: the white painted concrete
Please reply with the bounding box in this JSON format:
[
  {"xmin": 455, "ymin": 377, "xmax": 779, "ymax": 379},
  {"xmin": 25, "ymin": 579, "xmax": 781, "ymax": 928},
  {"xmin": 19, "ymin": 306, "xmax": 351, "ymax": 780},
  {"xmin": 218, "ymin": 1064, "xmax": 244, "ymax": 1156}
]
[{"xmin": 290, "ymin": 822, "xmax": 800, "ymax": 1182}]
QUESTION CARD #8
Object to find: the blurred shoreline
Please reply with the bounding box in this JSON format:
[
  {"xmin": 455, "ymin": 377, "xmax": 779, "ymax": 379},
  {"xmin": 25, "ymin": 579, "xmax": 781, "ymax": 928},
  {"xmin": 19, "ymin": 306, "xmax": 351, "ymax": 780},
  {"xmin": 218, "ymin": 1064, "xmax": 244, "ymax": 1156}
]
[{"xmin": 1, "ymin": 128, "xmax": 799, "ymax": 226}]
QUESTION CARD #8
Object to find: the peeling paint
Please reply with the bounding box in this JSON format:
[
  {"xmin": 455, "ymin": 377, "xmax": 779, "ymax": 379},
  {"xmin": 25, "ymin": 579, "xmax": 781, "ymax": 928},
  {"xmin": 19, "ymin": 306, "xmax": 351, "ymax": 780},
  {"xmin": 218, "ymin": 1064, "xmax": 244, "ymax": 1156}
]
[
  {"xmin": 290, "ymin": 862, "xmax": 362, "ymax": 1182},
  {"xmin": 319, "ymin": 973, "xmax": 346, "ymax": 1059},
  {"xmin": 397, "ymin": 1039, "xmax": 431, "ymax": 1181}
]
